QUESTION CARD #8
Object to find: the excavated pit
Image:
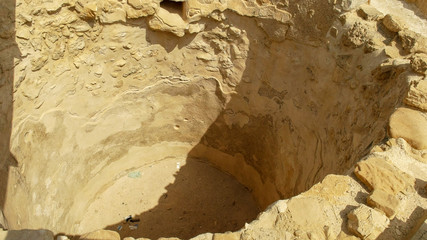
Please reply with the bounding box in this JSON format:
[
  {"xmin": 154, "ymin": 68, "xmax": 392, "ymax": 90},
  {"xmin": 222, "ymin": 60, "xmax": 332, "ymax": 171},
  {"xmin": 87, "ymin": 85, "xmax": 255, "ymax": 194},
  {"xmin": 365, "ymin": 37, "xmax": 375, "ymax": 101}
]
[{"xmin": 0, "ymin": 1, "xmax": 415, "ymax": 240}]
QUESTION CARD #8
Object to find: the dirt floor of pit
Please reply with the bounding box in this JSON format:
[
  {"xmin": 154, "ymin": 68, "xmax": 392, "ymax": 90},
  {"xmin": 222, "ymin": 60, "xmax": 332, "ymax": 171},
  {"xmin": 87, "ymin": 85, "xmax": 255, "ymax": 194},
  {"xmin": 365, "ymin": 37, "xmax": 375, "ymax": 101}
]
[{"xmin": 77, "ymin": 158, "xmax": 260, "ymax": 240}]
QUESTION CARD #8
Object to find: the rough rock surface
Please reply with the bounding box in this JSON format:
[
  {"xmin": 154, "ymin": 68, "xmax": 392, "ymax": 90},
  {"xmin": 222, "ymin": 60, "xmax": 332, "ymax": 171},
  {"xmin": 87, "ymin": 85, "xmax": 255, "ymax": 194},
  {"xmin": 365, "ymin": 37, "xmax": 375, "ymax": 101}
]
[
  {"xmin": 0, "ymin": 0, "xmax": 426, "ymax": 240},
  {"xmin": 405, "ymin": 80, "xmax": 427, "ymax": 111},
  {"xmin": 389, "ymin": 107, "xmax": 427, "ymax": 150},
  {"xmin": 347, "ymin": 204, "xmax": 390, "ymax": 240},
  {"xmin": 354, "ymin": 156, "xmax": 415, "ymax": 194}
]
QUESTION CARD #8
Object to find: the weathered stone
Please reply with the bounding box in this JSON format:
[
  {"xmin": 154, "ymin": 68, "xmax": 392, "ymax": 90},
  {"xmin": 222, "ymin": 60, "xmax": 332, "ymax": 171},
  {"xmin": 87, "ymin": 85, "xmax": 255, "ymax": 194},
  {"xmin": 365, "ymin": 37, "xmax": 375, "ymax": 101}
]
[
  {"xmin": 389, "ymin": 107, "xmax": 427, "ymax": 150},
  {"xmin": 399, "ymin": 29, "xmax": 427, "ymax": 53},
  {"xmin": 75, "ymin": 1, "xmax": 98, "ymax": 20},
  {"xmin": 342, "ymin": 22, "xmax": 369, "ymax": 48},
  {"xmin": 31, "ymin": 55, "xmax": 49, "ymax": 71},
  {"xmin": 347, "ymin": 205, "xmax": 390, "ymax": 240},
  {"xmin": 99, "ymin": 1, "xmax": 126, "ymax": 24},
  {"xmin": 411, "ymin": 53, "xmax": 427, "ymax": 74},
  {"xmin": 366, "ymin": 189, "xmax": 400, "ymax": 218},
  {"xmin": 357, "ymin": 4, "xmax": 383, "ymax": 21},
  {"xmin": 79, "ymin": 230, "xmax": 120, "ymax": 240},
  {"xmin": 354, "ymin": 156, "xmax": 415, "ymax": 194},
  {"xmin": 0, "ymin": 229, "xmax": 54, "ymax": 240},
  {"xmin": 382, "ymin": 14, "xmax": 403, "ymax": 32},
  {"xmin": 404, "ymin": 80, "xmax": 427, "ymax": 111}
]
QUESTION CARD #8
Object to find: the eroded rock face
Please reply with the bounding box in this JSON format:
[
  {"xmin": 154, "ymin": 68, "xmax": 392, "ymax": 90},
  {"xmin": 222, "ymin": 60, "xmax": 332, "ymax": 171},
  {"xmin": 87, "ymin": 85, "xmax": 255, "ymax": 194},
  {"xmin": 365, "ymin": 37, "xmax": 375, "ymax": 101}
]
[{"xmin": 0, "ymin": 0, "xmax": 426, "ymax": 239}]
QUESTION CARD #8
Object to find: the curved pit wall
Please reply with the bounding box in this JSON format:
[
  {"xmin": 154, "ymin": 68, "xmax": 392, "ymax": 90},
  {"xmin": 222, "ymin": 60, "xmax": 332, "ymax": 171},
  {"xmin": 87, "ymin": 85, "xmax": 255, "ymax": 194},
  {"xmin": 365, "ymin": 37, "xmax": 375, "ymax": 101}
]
[{"xmin": 0, "ymin": 0, "xmax": 426, "ymax": 239}]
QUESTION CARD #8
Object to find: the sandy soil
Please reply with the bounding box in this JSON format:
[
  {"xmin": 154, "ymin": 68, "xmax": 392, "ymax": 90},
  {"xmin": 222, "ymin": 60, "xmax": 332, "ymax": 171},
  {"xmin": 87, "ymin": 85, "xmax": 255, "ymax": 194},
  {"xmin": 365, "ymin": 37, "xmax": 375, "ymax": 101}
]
[{"xmin": 78, "ymin": 158, "xmax": 260, "ymax": 240}]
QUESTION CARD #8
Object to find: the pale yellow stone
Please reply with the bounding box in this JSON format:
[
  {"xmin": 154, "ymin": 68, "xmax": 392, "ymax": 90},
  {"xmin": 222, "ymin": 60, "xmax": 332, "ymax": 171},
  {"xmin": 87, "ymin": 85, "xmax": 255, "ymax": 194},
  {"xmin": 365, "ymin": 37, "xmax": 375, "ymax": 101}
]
[
  {"xmin": 389, "ymin": 107, "xmax": 427, "ymax": 150},
  {"xmin": 382, "ymin": 14, "xmax": 403, "ymax": 32},
  {"xmin": 366, "ymin": 189, "xmax": 400, "ymax": 218},
  {"xmin": 354, "ymin": 157, "xmax": 415, "ymax": 194},
  {"xmin": 347, "ymin": 205, "xmax": 390, "ymax": 240},
  {"xmin": 405, "ymin": 81, "xmax": 427, "ymax": 111}
]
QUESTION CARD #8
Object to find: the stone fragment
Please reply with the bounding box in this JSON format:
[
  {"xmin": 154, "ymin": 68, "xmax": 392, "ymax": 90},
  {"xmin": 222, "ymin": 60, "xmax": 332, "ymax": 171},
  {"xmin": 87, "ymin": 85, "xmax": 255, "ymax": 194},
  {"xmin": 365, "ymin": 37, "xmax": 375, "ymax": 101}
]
[
  {"xmin": 0, "ymin": 229, "xmax": 54, "ymax": 240},
  {"xmin": 354, "ymin": 156, "xmax": 415, "ymax": 194},
  {"xmin": 382, "ymin": 14, "xmax": 403, "ymax": 32},
  {"xmin": 75, "ymin": 1, "xmax": 98, "ymax": 20},
  {"xmin": 404, "ymin": 80, "xmax": 427, "ymax": 111},
  {"xmin": 99, "ymin": 1, "xmax": 127, "ymax": 24},
  {"xmin": 128, "ymin": 0, "xmax": 151, "ymax": 10},
  {"xmin": 410, "ymin": 53, "xmax": 427, "ymax": 74},
  {"xmin": 399, "ymin": 29, "xmax": 427, "ymax": 54},
  {"xmin": 347, "ymin": 205, "xmax": 390, "ymax": 240},
  {"xmin": 366, "ymin": 189, "xmax": 400, "ymax": 218},
  {"xmin": 389, "ymin": 107, "xmax": 427, "ymax": 150},
  {"xmin": 31, "ymin": 55, "xmax": 49, "ymax": 71},
  {"xmin": 79, "ymin": 230, "xmax": 120, "ymax": 240},
  {"xmin": 330, "ymin": 27, "xmax": 338, "ymax": 38},
  {"xmin": 342, "ymin": 22, "xmax": 369, "ymax": 48},
  {"xmin": 148, "ymin": 8, "xmax": 187, "ymax": 37},
  {"xmin": 16, "ymin": 28, "xmax": 31, "ymax": 40},
  {"xmin": 357, "ymin": 4, "xmax": 383, "ymax": 21}
]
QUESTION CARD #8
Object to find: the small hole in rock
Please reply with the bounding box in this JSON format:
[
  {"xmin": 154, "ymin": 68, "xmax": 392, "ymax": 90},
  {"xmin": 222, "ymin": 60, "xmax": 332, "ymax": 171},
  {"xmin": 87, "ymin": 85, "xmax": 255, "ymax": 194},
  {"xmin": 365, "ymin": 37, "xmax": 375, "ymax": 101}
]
[{"xmin": 160, "ymin": 0, "xmax": 184, "ymax": 17}]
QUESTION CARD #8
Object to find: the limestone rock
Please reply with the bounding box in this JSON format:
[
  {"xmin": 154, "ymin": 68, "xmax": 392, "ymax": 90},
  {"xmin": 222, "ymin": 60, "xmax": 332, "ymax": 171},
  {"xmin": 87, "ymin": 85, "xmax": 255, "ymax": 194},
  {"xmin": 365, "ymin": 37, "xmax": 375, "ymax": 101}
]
[
  {"xmin": 148, "ymin": 8, "xmax": 187, "ymax": 37},
  {"xmin": 0, "ymin": 229, "xmax": 54, "ymax": 240},
  {"xmin": 404, "ymin": 80, "xmax": 427, "ymax": 111},
  {"xmin": 75, "ymin": 1, "xmax": 98, "ymax": 20},
  {"xmin": 357, "ymin": 4, "xmax": 383, "ymax": 21},
  {"xmin": 382, "ymin": 14, "xmax": 403, "ymax": 32},
  {"xmin": 79, "ymin": 230, "xmax": 120, "ymax": 240},
  {"xmin": 366, "ymin": 189, "xmax": 400, "ymax": 218},
  {"xmin": 347, "ymin": 204, "xmax": 390, "ymax": 240},
  {"xmin": 342, "ymin": 22, "xmax": 369, "ymax": 48},
  {"xmin": 389, "ymin": 107, "xmax": 427, "ymax": 150},
  {"xmin": 399, "ymin": 29, "xmax": 427, "ymax": 53},
  {"xmin": 354, "ymin": 156, "xmax": 415, "ymax": 194},
  {"xmin": 99, "ymin": 1, "xmax": 127, "ymax": 24},
  {"xmin": 410, "ymin": 53, "xmax": 427, "ymax": 74},
  {"xmin": 31, "ymin": 55, "xmax": 49, "ymax": 71}
]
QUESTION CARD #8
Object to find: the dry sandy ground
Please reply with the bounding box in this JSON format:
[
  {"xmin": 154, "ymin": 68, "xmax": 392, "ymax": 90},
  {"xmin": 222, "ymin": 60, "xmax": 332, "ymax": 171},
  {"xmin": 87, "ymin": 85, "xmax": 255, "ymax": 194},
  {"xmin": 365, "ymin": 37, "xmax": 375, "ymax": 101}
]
[{"xmin": 78, "ymin": 158, "xmax": 260, "ymax": 240}]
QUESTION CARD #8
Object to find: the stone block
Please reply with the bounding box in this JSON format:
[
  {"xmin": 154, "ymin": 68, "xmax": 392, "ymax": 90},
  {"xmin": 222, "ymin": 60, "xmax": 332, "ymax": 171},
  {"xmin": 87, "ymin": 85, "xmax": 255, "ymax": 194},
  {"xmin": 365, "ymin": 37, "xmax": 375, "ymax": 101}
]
[
  {"xmin": 389, "ymin": 107, "xmax": 427, "ymax": 150},
  {"xmin": 354, "ymin": 156, "xmax": 415, "ymax": 194},
  {"xmin": 367, "ymin": 189, "xmax": 400, "ymax": 218},
  {"xmin": 405, "ymin": 80, "xmax": 427, "ymax": 111},
  {"xmin": 347, "ymin": 205, "xmax": 390, "ymax": 240}
]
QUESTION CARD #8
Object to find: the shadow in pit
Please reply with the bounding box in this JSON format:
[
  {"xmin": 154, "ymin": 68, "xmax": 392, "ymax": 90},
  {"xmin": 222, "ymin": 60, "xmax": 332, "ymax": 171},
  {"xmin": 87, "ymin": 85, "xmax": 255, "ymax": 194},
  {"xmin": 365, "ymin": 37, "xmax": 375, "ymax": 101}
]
[
  {"xmin": 377, "ymin": 206, "xmax": 427, "ymax": 240},
  {"xmin": 105, "ymin": 4, "xmax": 409, "ymax": 239},
  {"xmin": 104, "ymin": 158, "xmax": 260, "ymax": 240},
  {"xmin": 0, "ymin": 0, "xmax": 20, "ymax": 231}
]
